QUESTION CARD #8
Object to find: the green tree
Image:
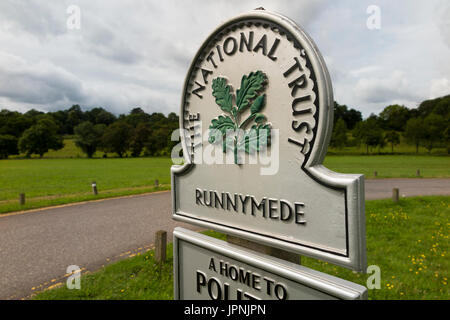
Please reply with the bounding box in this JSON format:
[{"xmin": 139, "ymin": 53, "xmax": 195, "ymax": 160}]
[
  {"xmin": 48, "ymin": 110, "xmax": 69, "ymax": 134},
  {"xmin": 23, "ymin": 109, "xmax": 44, "ymax": 124},
  {"xmin": 101, "ymin": 121, "xmax": 132, "ymax": 157},
  {"xmin": 417, "ymin": 95, "xmax": 450, "ymax": 118},
  {"xmin": 445, "ymin": 125, "xmax": 450, "ymax": 154},
  {"xmin": 125, "ymin": 108, "xmax": 151, "ymax": 128},
  {"xmin": 422, "ymin": 113, "xmax": 446, "ymax": 153},
  {"xmin": 95, "ymin": 109, "xmax": 116, "ymax": 126},
  {"xmin": 168, "ymin": 112, "xmax": 178, "ymax": 123},
  {"xmin": 0, "ymin": 109, "xmax": 33, "ymax": 137},
  {"xmin": 385, "ymin": 130, "xmax": 400, "ymax": 153},
  {"xmin": 66, "ymin": 105, "xmax": 85, "ymax": 134},
  {"xmin": 330, "ymin": 118, "xmax": 348, "ymax": 149},
  {"xmin": 353, "ymin": 116, "xmax": 385, "ymax": 154},
  {"xmin": 433, "ymin": 97, "xmax": 450, "ymax": 117},
  {"xmin": 379, "ymin": 104, "xmax": 410, "ymax": 131},
  {"xmin": 18, "ymin": 118, "xmax": 64, "ymax": 157},
  {"xmin": 0, "ymin": 134, "xmax": 19, "ymax": 159},
  {"xmin": 74, "ymin": 121, "xmax": 106, "ymax": 158},
  {"xmin": 144, "ymin": 127, "xmax": 172, "ymax": 156},
  {"xmin": 85, "ymin": 107, "xmax": 116, "ymax": 126},
  {"xmin": 333, "ymin": 102, "xmax": 362, "ymax": 130},
  {"xmin": 404, "ymin": 118, "xmax": 425, "ymax": 153},
  {"xmin": 129, "ymin": 122, "xmax": 152, "ymax": 157}
]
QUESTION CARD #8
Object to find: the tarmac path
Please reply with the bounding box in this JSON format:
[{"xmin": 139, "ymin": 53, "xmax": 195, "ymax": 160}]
[
  {"xmin": 0, "ymin": 178, "xmax": 448, "ymax": 299},
  {"xmin": 364, "ymin": 178, "xmax": 450, "ymax": 200}
]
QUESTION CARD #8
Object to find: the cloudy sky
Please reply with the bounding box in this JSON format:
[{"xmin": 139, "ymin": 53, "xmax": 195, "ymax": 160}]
[{"xmin": 0, "ymin": 0, "xmax": 448, "ymax": 118}]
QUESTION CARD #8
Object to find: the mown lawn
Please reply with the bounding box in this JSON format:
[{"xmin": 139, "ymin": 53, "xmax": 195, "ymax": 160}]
[
  {"xmin": 301, "ymin": 196, "xmax": 449, "ymax": 299},
  {"xmin": 33, "ymin": 245, "xmax": 174, "ymax": 300},
  {"xmin": 13, "ymin": 138, "xmax": 448, "ymax": 159},
  {"xmin": 10, "ymin": 138, "xmax": 117, "ymax": 159},
  {"xmin": 0, "ymin": 157, "xmax": 172, "ymax": 213},
  {"xmin": 327, "ymin": 140, "xmax": 447, "ymax": 155},
  {"xmin": 323, "ymin": 155, "xmax": 450, "ymax": 179},
  {"xmin": 33, "ymin": 196, "xmax": 449, "ymax": 300}
]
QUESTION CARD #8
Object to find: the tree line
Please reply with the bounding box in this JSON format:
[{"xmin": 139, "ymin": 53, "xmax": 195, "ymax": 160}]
[
  {"xmin": 0, "ymin": 105, "xmax": 179, "ymax": 158},
  {"xmin": 0, "ymin": 94, "xmax": 448, "ymax": 158},
  {"xmin": 330, "ymin": 94, "xmax": 449, "ymax": 154}
]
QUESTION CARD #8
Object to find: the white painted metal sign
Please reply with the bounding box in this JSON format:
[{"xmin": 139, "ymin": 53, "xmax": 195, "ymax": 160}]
[
  {"xmin": 172, "ymin": 9, "xmax": 366, "ymax": 271},
  {"xmin": 174, "ymin": 228, "xmax": 367, "ymax": 300}
]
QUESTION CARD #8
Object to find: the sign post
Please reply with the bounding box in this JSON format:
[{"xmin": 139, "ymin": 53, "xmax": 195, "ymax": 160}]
[{"xmin": 171, "ymin": 9, "xmax": 367, "ymax": 299}]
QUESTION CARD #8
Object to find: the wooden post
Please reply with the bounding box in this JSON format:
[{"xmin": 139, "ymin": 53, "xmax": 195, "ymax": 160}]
[
  {"xmin": 392, "ymin": 188, "xmax": 399, "ymax": 202},
  {"xmin": 155, "ymin": 179, "xmax": 159, "ymax": 187},
  {"xmin": 155, "ymin": 230, "xmax": 167, "ymax": 264},
  {"xmin": 91, "ymin": 181, "xmax": 98, "ymax": 195},
  {"xmin": 19, "ymin": 193, "xmax": 25, "ymax": 205},
  {"xmin": 374, "ymin": 171, "xmax": 377, "ymax": 177},
  {"xmin": 227, "ymin": 235, "xmax": 300, "ymax": 264},
  {"xmin": 416, "ymin": 169, "xmax": 420, "ymax": 177}
]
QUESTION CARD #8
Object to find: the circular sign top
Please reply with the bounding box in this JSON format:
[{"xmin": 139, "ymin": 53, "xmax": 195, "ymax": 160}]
[{"xmin": 180, "ymin": 9, "xmax": 333, "ymax": 170}]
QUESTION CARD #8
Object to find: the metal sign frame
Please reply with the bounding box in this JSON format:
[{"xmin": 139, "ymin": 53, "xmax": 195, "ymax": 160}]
[
  {"xmin": 174, "ymin": 228, "xmax": 367, "ymax": 300},
  {"xmin": 172, "ymin": 9, "xmax": 366, "ymax": 271}
]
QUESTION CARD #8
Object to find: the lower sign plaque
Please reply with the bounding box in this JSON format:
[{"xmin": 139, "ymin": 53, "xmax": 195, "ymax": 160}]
[{"xmin": 174, "ymin": 228, "xmax": 367, "ymax": 300}]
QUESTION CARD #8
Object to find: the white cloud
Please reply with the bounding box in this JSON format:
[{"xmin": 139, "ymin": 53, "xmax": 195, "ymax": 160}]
[
  {"xmin": 435, "ymin": 0, "xmax": 450, "ymax": 48},
  {"xmin": 0, "ymin": 0, "xmax": 448, "ymax": 118},
  {"xmin": 0, "ymin": 0, "xmax": 66, "ymax": 38},
  {"xmin": 430, "ymin": 78, "xmax": 450, "ymax": 99},
  {"xmin": 354, "ymin": 70, "xmax": 421, "ymax": 104},
  {"xmin": 314, "ymin": 0, "xmax": 450, "ymax": 116},
  {"xmin": 0, "ymin": 52, "xmax": 86, "ymax": 107}
]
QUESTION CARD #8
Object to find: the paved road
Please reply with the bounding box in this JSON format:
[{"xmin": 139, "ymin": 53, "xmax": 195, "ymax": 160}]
[
  {"xmin": 365, "ymin": 178, "xmax": 450, "ymax": 200},
  {"xmin": 0, "ymin": 192, "xmax": 200, "ymax": 300},
  {"xmin": 0, "ymin": 178, "xmax": 449, "ymax": 299}
]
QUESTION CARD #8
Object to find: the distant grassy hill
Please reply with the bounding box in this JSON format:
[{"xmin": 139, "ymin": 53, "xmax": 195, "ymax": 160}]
[
  {"xmin": 323, "ymin": 155, "xmax": 450, "ymax": 179},
  {"xmin": 10, "ymin": 138, "xmax": 117, "ymax": 159},
  {"xmin": 327, "ymin": 135, "xmax": 448, "ymax": 155},
  {"xmin": 7, "ymin": 136, "xmax": 449, "ymax": 160}
]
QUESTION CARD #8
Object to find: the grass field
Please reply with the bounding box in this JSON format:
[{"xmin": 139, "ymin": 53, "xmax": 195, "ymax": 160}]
[
  {"xmin": 1, "ymin": 154, "xmax": 449, "ymax": 214},
  {"xmin": 323, "ymin": 155, "xmax": 450, "ymax": 178},
  {"xmin": 32, "ymin": 196, "xmax": 449, "ymax": 300},
  {"xmin": 33, "ymin": 244, "xmax": 175, "ymax": 300},
  {"xmin": 327, "ymin": 140, "xmax": 447, "ymax": 155},
  {"xmin": 0, "ymin": 158, "xmax": 172, "ymax": 213},
  {"xmin": 10, "ymin": 138, "xmax": 117, "ymax": 159}
]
